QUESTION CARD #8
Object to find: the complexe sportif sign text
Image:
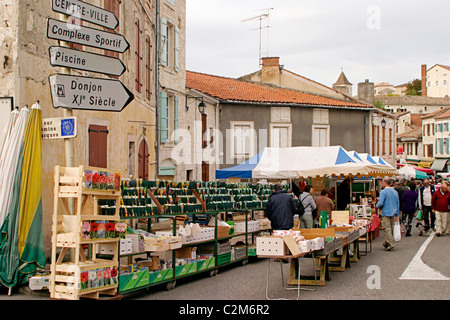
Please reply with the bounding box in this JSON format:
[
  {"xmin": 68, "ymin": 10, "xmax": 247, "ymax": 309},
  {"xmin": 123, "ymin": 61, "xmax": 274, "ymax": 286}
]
[{"xmin": 50, "ymin": 24, "xmax": 123, "ymax": 49}]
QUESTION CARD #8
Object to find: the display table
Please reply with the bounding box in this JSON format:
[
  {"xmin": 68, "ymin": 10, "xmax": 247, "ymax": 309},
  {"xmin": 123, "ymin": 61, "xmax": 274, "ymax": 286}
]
[
  {"xmin": 329, "ymin": 244, "xmax": 350, "ymax": 272},
  {"xmin": 287, "ymin": 252, "xmax": 327, "ymax": 287},
  {"xmin": 258, "ymin": 252, "xmax": 311, "ymax": 300}
]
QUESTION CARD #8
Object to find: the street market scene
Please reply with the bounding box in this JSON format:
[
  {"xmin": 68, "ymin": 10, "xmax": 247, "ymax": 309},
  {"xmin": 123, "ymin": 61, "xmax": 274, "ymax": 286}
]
[{"xmin": 0, "ymin": 0, "xmax": 450, "ymax": 310}]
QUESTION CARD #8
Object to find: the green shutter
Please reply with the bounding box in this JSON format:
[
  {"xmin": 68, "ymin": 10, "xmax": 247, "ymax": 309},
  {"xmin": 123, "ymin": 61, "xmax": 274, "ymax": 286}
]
[
  {"xmin": 160, "ymin": 18, "xmax": 168, "ymax": 67},
  {"xmin": 440, "ymin": 138, "xmax": 444, "ymax": 154},
  {"xmin": 174, "ymin": 27, "xmax": 180, "ymax": 72},
  {"xmin": 174, "ymin": 95, "xmax": 179, "ymax": 143},
  {"xmin": 447, "ymin": 138, "xmax": 449, "ymax": 154},
  {"xmin": 160, "ymin": 91, "xmax": 168, "ymax": 143}
]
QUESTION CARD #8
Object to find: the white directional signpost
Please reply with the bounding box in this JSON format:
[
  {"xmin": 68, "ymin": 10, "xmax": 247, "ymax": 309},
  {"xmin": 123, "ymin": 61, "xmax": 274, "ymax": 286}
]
[
  {"xmin": 51, "ymin": 0, "xmax": 119, "ymax": 30},
  {"xmin": 47, "ymin": 18, "xmax": 130, "ymax": 53},
  {"xmin": 46, "ymin": 1, "xmax": 133, "ymax": 191},
  {"xmin": 49, "ymin": 46, "xmax": 126, "ymax": 76},
  {"xmin": 49, "ymin": 74, "xmax": 134, "ymax": 112}
]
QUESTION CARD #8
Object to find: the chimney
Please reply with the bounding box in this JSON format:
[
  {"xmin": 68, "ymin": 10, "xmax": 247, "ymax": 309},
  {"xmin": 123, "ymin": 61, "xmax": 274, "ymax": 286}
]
[
  {"xmin": 421, "ymin": 64, "xmax": 427, "ymax": 96},
  {"xmin": 261, "ymin": 57, "xmax": 281, "ymax": 86},
  {"xmin": 357, "ymin": 79, "xmax": 375, "ymax": 105}
]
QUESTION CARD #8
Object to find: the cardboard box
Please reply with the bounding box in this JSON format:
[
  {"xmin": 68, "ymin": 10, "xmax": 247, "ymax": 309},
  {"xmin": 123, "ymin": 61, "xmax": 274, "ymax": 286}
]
[
  {"xmin": 176, "ymin": 246, "xmax": 197, "ymax": 260},
  {"xmin": 126, "ymin": 234, "xmax": 141, "ymax": 253},
  {"xmin": 298, "ymin": 240, "xmax": 311, "ymax": 253},
  {"xmin": 97, "ymin": 243, "xmax": 116, "ymax": 255},
  {"xmin": 256, "ymin": 236, "xmax": 287, "ymax": 256},
  {"xmin": 28, "ymin": 275, "xmax": 50, "ymax": 291}
]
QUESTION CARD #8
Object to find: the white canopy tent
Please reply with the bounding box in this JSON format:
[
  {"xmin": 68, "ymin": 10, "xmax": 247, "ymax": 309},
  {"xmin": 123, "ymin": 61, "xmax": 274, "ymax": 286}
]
[{"xmin": 251, "ymin": 146, "xmax": 398, "ymax": 179}]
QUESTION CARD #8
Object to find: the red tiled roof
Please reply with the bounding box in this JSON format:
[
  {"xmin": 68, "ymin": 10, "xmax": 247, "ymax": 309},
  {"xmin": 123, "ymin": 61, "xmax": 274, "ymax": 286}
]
[
  {"xmin": 186, "ymin": 71, "xmax": 369, "ymax": 108},
  {"xmin": 410, "ymin": 114, "xmax": 423, "ymax": 127}
]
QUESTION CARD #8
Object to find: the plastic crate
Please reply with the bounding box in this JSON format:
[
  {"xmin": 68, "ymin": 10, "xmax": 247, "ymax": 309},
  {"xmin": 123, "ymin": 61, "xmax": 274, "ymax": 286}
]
[{"xmin": 218, "ymin": 252, "xmax": 232, "ymax": 265}]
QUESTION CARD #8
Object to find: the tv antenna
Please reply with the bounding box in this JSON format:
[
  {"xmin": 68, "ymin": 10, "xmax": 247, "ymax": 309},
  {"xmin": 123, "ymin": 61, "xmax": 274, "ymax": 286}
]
[{"xmin": 242, "ymin": 8, "xmax": 273, "ymax": 66}]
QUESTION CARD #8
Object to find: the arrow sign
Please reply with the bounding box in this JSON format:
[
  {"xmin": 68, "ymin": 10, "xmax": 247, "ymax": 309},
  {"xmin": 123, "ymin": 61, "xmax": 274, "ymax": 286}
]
[
  {"xmin": 51, "ymin": 0, "xmax": 119, "ymax": 30},
  {"xmin": 49, "ymin": 74, "xmax": 134, "ymax": 112},
  {"xmin": 49, "ymin": 46, "xmax": 126, "ymax": 76},
  {"xmin": 47, "ymin": 18, "xmax": 129, "ymax": 53}
]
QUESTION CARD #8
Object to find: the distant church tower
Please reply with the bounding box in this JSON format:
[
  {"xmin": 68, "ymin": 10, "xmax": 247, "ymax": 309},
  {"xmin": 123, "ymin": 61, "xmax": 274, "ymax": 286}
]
[{"xmin": 333, "ymin": 70, "xmax": 353, "ymax": 96}]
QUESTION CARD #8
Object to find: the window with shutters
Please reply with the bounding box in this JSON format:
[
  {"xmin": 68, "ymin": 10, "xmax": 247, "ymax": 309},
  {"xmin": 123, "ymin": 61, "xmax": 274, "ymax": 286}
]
[
  {"xmin": 312, "ymin": 125, "xmax": 329, "ymax": 147},
  {"xmin": 173, "ymin": 95, "xmax": 179, "ymax": 143},
  {"xmin": 160, "ymin": 91, "xmax": 168, "ymax": 143},
  {"xmin": 135, "ymin": 19, "xmax": 142, "ymax": 93},
  {"xmin": 389, "ymin": 128, "xmax": 393, "ymax": 155},
  {"xmin": 104, "ymin": 0, "xmax": 120, "ymax": 59},
  {"xmin": 174, "ymin": 27, "xmax": 180, "ymax": 72},
  {"xmin": 145, "ymin": 36, "xmax": 152, "ymax": 100},
  {"xmin": 160, "ymin": 17, "xmax": 179, "ymax": 72},
  {"xmin": 160, "ymin": 18, "xmax": 168, "ymax": 67},
  {"xmin": 270, "ymin": 123, "xmax": 292, "ymax": 148},
  {"xmin": 230, "ymin": 121, "xmax": 255, "ymax": 161},
  {"xmin": 89, "ymin": 125, "xmax": 108, "ymax": 168}
]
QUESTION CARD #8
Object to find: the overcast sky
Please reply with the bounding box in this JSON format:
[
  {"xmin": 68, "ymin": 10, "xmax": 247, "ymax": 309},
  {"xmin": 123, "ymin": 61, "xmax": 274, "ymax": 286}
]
[{"xmin": 186, "ymin": 0, "xmax": 450, "ymax": 95}]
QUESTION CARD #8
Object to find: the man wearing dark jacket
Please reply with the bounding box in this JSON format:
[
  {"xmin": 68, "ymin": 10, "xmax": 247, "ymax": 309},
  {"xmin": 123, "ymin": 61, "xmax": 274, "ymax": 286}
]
[
  {"xmin": 418, "ymin": 178, "xmax": 436, "ymax": 235},
  {"xmin": 265, "ymin": 184, "xmax": 297, "ymax": 230}
]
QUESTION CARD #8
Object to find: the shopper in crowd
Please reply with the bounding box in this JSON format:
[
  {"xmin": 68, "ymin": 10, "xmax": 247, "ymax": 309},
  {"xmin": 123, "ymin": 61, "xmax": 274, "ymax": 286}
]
[
  {"xmin": 327, "ymin": 187, "xmax": 336, "ymax": 201},
  {"xmin": 395, "ymin": 179, "xmax": 408, "ymax": 222},
  {"xmin": 414, "ymin": 180, "xmax": 422, "ymax": 192},
  {"xmin": 435, "ymin": 178, "xmax": 443, "ymax": 192},
  {"xmin": 336, "ymin": 178, "xmax": 350, "ymax": 210},
  {"xmin": 418, "ymin": 178, "xmax": 436, "ymax": 235},
  {"xmin": 376, "ymin": 178, "xmax": 400, "ymax": 251},
  {"xmin": 315, "ymin": 188, "xmax": 335, "ymax": 222},
  {"xmin": 431, "ymin": 181, "xmax": 450, "ymax": 237},
  {"xmin": 299, "ymin": 184, "xmax": 317, "ymax": 229},
  {"xmin": 265, "ymin": 183, "xmax": 297, "ymax": 231},
  {"xmin": 401, "ymin": 181, "xmax": 418, "ymax": 237}
]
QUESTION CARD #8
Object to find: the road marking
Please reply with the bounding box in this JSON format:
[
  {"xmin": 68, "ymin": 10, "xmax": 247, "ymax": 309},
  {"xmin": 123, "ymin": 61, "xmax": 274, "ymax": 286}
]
[{"xmin": 399, "ymin": 232, "xmax": 449, "ymax": 280}]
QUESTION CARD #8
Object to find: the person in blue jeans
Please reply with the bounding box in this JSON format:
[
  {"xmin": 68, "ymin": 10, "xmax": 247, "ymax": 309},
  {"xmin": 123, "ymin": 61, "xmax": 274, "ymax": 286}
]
[
  {"xmin": 418, "ymin": 178, "xmax": 436, "ymax": 235},
  {"xmin": 401, "ymin": 181, "xmax": 418, "ymax": 237},
  {"xmin": 376, "ymin": 178, "xmax": 400, "ymax": 251}
]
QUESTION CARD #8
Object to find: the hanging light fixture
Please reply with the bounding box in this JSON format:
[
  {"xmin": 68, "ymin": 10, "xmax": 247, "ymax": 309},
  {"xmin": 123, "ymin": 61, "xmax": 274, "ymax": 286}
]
[{"xmin": 198, "ymin": 99, "xmax": 206, "ymax": 114}]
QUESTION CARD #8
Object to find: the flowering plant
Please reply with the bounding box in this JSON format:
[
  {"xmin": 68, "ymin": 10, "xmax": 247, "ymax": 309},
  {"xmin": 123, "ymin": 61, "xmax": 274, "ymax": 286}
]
[
  {"xmin": 84, "ymin": 170, "xmax": 93, "ymax": 189},
  {"xmin": 82, "ymin": 221, "xmax": 90, "ymax": 239},
  {"xmin": 92, "ymin": 171, "xmax": 100, "ymax": 189},
  {"xmin": 80, "ymin": 271, "xmax": 89, "ymax": 290}
]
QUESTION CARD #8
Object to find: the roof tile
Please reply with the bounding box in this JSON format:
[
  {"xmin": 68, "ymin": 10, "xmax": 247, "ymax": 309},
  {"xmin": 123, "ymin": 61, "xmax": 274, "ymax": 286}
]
[{"xmin": 186, "ymin": 71, "xmax": 368, "ymax": 108}]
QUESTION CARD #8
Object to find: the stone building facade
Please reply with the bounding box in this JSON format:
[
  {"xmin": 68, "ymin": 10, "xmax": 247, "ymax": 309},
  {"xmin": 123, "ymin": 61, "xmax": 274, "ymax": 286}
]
[{"xmin": 0, "ymin": 0, "xmax": 186, "ymax": 259}]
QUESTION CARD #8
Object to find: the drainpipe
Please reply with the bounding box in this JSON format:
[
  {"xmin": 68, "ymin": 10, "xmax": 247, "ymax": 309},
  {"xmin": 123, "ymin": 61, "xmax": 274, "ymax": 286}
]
[{"xmin": 155, "ymin": 0, "xmax": 160, "ymax": 180}]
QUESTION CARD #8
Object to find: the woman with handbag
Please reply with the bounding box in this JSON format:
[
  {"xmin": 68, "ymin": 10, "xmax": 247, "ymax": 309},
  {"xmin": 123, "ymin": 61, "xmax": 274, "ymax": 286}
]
[
  {"xmin": 401, "ymin": 181, "xmax": 418, "ymax": 237},
  {"xmin": 298, "ymin": 185, "xmax": 317, "ymax": 229}
]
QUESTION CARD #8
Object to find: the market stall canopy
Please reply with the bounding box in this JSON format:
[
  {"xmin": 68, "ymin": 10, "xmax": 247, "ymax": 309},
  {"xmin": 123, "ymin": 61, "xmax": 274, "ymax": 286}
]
[
  {"xmin": 398, "ymin": 164, "xmax": 428, "ymax": 180},
  {"xmin": 251, "ymin": 146, "xmax": 398, "ymax": 179},
  {"xmin": 216, "ymin": 149, "xmax": 264, "ymax": 179},
  {"xmin": 430, "ymin": 159, "xmax": 447, "ymax": 172},
  {"xmin": 253, "ymin": 146, "xmax": 356, "ymax": 179},
  {"xmin": 414, "ymin": 166, "xmax": 434, "ymax": 174}
]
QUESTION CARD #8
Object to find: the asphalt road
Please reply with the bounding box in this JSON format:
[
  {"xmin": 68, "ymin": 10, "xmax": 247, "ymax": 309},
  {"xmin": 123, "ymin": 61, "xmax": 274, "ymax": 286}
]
[
  {"xmin": 131, "ymin": 220, "xmax": 450, "ymax": 301},
  {"xmin": 1, "ymin": 219, "xmax": 449, "ymax": 301}
]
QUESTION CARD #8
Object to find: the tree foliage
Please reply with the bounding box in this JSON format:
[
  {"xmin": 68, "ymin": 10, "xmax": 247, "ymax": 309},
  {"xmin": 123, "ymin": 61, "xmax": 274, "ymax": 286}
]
[{"xmin": 405, "ymin": 79, "xmax": 422, "ymax": 96}]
